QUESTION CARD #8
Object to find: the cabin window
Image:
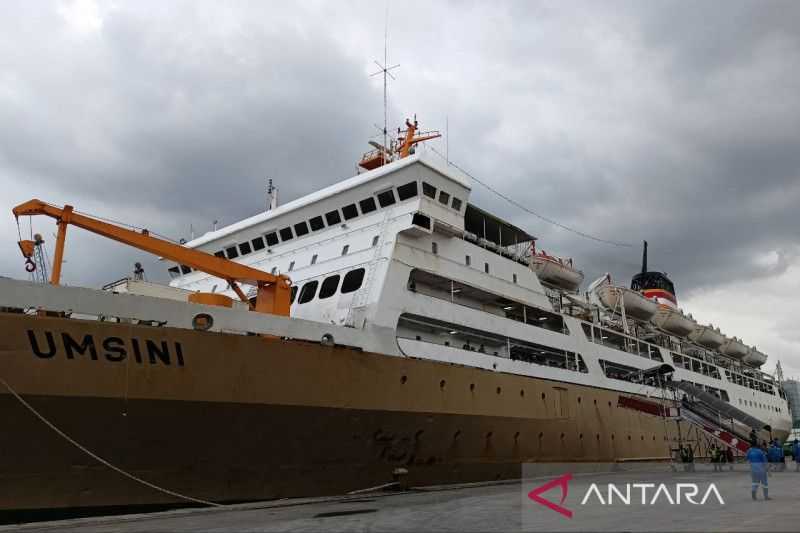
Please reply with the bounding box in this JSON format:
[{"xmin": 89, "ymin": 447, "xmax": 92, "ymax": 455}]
[
  {"xmin": 372, "ymin": 235, "xmax": 379, "ymax": 247},
  {"xmin": 359, "ymin": 197, "xmax": 377, "ymax": 214},
  {"xmin": 271, "ymin": 267, "xmax": 277, "ymax": 275},
  {"xmin": 412, "ymin": 213, "xmax": 431, "ymax": 229},
  {"xmin": 214, "ymin": 251, "xmax": 225, "ymax": 258},
  {"xmin": 438, "ymin": 191, "xmax": 450, "ymax": 205},
  {"xmin": 484, "ymin": 262, "xmax": 490, "ymax": 274},
  {"xmin": 465, "ymin": 255, "xmax": 471, "ymax": 266},
  {"xmin": 310, "ymin": 254, "xmax": 318, "ymax": 265},
  {"xmin": 294, "ymin": 221, "xmax": 309, "ymax": 237},
  {"xmin": 341, "ymin": 268, "xmax": 365, "ymax": 293},
  {"xmin": 239, "ymin": 241, "xmax": 252, "ymax": 255},
  {"xmin": 180, "ymin": 265, "xmax": 191, "ymax": 274},
  {"xmin": 251, "ymin": 237, "xmax": 265, "ymax": 251},
  {"xmin": 451, "ymin": 197, "xmax": 462, "ymax": 211},
  {"xmin": 298, "ymin": 280, "xmax": 318, "ymax": 304},
  {"xmin": 168, "ymin": 266, "xmax": 180, "ymax": 278},
  {"xmin": 422, "ymin": 182, "xmax": 437, "ymax": 198},
  {"xmin": 342, "ymin": 203, "xmax": 359, "ymax": 220},
  {"xmin": 325, "ymin": 210, "xmax": 342, "ymax": 225},
  {"xmin": 265, "ymin": 232, "xmax": 279, "ymax": 246},
  {"xmin": 431, "ymin": 242, "xmax": 438, "ymax": 254},
  {"xmin": 319, "ymin": 275, "xmax": 340, "ymax": 299},
  {"xmin": 309, "ymin": 216, "xmax": 325, "ymax": 231},
  {"xmin": 279, "ymin": 227, "xmax": 293, "ymax": 241},
  {"xmin": 377, "ymin": 189, "xmax": 396, "ymax": 207},
  {"xmin": 341, "ymin": 245, "xmax": 349, "ymax": 256},
  {"xmin": 397, "ymin": 181, "xmax": 418, "ymax": 200},
  {"xmin": 290, "ymin": 285, "xmax": 298, "ymax": 304},
  {"xmin": 225, "ymin": 246, "xmax": 239, "ymax": 259},
  {"xmin": 288, "ymin": 260, "xmax": 295, "ymax": 271},
  {"xmin": 513, "ymin": 273, "xmax": 518, "ymax": 284},
  {"xmin": 599, "ymin": 359, "xmax": 639, "ymax": 382}
]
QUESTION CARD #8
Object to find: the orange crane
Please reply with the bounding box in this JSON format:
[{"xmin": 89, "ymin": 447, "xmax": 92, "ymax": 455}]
[{"xmin": 13, "ymin": 199, "xmax": 291, "ymax": 316}]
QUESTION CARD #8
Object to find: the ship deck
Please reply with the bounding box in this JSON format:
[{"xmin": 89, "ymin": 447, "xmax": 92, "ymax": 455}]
[{"xmin": 6, "ymin": 463, "xmax": 799, "ymax": 532}]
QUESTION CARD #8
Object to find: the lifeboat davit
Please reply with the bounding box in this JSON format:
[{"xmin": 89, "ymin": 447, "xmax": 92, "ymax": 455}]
[
  {"xmin": 530, "ymin": 252, "xmax": 584, "ymax": 291},
  {"xmin": 720, "ymin": 336, "xmax": 749, "ymax": 359},
  {"xmin": 688, "ymin": 324, "xmax": 725, "ymax": 349},
  {"xmin": 651, "ymin": 304, "xmax": 696, "ymax": 336},
  {"xmin": 744, "ymin": 347, "xmax": 768, "ymax": 367},
  {"xmin": 591, "ymin": 275, "xmax": 658, "ymax": 321}
]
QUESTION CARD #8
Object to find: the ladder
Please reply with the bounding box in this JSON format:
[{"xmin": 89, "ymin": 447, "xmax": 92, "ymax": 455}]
[{"xmin": 345, "ymin": 210, "xmax": 392, "ymax": 328}]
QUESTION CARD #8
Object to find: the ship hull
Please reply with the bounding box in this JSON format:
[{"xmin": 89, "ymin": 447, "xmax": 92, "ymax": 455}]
[{"xmin": 0, "ymin": 312, "xmax": 690, "ymax": 511}]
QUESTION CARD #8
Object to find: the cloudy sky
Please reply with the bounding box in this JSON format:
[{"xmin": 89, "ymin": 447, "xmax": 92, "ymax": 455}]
[{"xmin": 1, "ymin": 1, "xmax": 799, "ymax": 376}]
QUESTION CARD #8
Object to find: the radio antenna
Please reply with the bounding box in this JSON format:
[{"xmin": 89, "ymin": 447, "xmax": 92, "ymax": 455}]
[{"xmin": 370, "ymin": 5, "xmax": 399, "ymax": 157}]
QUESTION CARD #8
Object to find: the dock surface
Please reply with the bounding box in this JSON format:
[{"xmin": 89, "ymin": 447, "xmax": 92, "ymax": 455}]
[{"xmin": 5, "ymin": 465, "xmax": 799, "ymax": 532}]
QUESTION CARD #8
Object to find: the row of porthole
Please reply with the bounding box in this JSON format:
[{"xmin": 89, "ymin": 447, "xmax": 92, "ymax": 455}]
[{"xmin": 439, "ymin": 431, "xmax": 664, "ymax": 442}]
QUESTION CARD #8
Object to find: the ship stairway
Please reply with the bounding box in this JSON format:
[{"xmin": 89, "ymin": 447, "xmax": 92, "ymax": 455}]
[
  {"xmin": 670, "ymin": 381, "xmax": 770, "ymax": 434},
  {"xmin": 345, "ymin": 209, "xmax": 392, "ymax": 328}
]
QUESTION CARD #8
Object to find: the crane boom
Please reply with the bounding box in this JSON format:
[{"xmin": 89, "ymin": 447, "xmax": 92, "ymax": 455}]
[{"xmin": 12, "ymin": 199, "xmax": 291, "ymax": 316}]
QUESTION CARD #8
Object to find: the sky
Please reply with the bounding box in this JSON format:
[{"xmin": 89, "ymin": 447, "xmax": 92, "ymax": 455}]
[{"xmin": 0, "ymin": 1, "xmax": 798, "ymax": 377}]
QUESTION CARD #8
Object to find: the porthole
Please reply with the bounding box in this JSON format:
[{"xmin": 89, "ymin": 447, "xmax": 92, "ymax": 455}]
[
  {"xmin": 192, "ymin": 313, "xmax": 213, "ymax": 331},
  {"xmin": 496, "ymin": 387, "xmax": 502, "ymax": 395},
  {"xmin": 400, "ymin": 375, "xmax": 408, "ymax": 385},
  {"xmin": 440, "ymin": 379, "xmax": 446, "ymax": 390},
  {"xmin": 541, "ymin": 392, "xmax": 546, "ymax": 400},
  {"xmin": 470, "ymin": 383, "xmax": 476, "ymax": 391},
  {"xmin": 520, "ymin": 389, "xmax": 525, "ymax": 397}
]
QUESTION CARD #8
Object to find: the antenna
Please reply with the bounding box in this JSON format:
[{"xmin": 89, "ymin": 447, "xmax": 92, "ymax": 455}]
[
  {"xmin": 266, "ymin": 178, "xmax": 278, "ymax": 211},
  {"xmin": 641, "ymin": 240, "xmax": 648, "ymax": 273},
  {"xmin": 370, "ymin": 5, "xmax": 399, "ymax": 157}
]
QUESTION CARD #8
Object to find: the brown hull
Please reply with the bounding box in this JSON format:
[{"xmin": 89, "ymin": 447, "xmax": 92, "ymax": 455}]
[{"xmin": 0, "ymin": 312, "xmax": 684, "ymax": 511}]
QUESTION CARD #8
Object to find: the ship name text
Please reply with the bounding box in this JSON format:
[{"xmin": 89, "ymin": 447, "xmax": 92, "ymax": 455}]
[{"xmin": 26, "ymin": 330, "xmax": 185, "ymax": 366}]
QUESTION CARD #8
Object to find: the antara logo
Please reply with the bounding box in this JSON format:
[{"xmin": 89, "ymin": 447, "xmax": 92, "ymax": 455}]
[{"xmin": 527, "ymin": 474, "xmax": 725, "ymax": 519}]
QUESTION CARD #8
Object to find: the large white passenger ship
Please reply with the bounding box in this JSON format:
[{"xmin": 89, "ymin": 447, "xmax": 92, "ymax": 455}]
[{"xmin": 0, "ymin": 118, "xmax": 791, "ymax": 513}]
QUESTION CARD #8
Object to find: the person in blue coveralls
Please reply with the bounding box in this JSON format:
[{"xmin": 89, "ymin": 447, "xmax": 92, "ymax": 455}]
[
  {"xmin": 794, "ymin": 439, "xmax": 800, "ymax": 472},
  {"xmin": 747, "ymin": 444, "xmax": 769, "ymax": 500}
]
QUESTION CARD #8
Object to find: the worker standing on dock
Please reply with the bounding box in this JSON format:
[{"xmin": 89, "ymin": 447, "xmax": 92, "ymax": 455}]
[
  {"xmin": 793, "ymin": 439, "xmax": 800, "ymax": 472},
  {"xmin": 747, "ymin": 445, "xmax": 770, "ymax": 501}
]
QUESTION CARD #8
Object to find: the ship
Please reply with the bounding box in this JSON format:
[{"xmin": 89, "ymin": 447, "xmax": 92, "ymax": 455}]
[{"xmin": 0, "ymin": 118, "xmax": 792, "ymax": 514}]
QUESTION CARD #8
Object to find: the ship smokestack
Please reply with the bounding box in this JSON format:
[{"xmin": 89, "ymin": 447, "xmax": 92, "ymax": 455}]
[{"xmin": 641, "ymin": 240, "xmax": 648, "ymax": 273}]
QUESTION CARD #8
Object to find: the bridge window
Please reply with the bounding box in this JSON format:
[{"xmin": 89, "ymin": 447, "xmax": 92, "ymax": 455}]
[
  {"xmin": 265, "ymin": 232, "xmax": 279, "ymax": 246},
  {"xmin": 294, "ymin": 221, "xmax": 309, "ymax": 237},
  {"xmin": 168, "ymin": 266, "xmax": 180, "ymax": 278},
  {"xmin": 309, "ymin": 216, "xmax": 325, "ymax": 231},
  {"xmin": 325, "ymin": 210, "xmax": 342, "ymax": 225},
  {"xmin": 319, "ymin": 275, "xmax": 340, "ymax": 299},
  {"xmin": 239, "ymin": 241, "xmax": 252, "ymax": 255},
  {"xmin": 451, "ymin": 197, "xmax": 462, "ymax": 211},
  {"xmin": 359, "ymin": 197, "xmax": 377, "ymax": 214},
  {"xmin": 377, "ymin": 189, "xmax": 396, "ymax": 207},
  {"xmin": 290, "ymin": 285, "xmax": 298, "ymax": 304},
  {"xmin": 251, "ymin": 237, "xmax": 265, "ymax": 251},
  {"xmin": 397, "ymin": 181, "xmax": 418, "ymax": 200},
  {"xmin": 342, "ymin": 203, "xmax": 359, "ymax": 220},
  {"xmin": 225, "ymin": 246, "xmax": 239, "ymax": 259},
  {"xmin": 310, "ymin": 254, "xmax": 317, "ymax": 265},
  {"xmin": 465, "ymin": 255, "xmax": 471, "ymax": 266},
  {"xmin": 298, "ymin": 280, "xmax": 318, "ymax": 304},
  {"xmin": 422, "ymin": 182, "xmax": 437, "ymax": 199},
  {"xmin": 214, "ymin": 251, "xmax": 225, "ymax": 258},
  {"xmin": 279, "ymin": 227, "xmax": 293, "ymax": 241},
  {"xmin": 438, "ymin": 191, "xmax": 450, "ymax": 205},
  {"xmin": 372, "ymin": 235, "xmax": 379, "ymax": 247},
  {"xmin": 288, "ymin": 261, "xmax": 295, "ymax": 271},
  {"xmin": 341, "ymin": 268, "xmax": 365, "ymax": 294},
  {"xmin": 484, "ymin": 262, "xmax": 490, "ymax": 274},
  {"xmin": 341, "ymin": 245, "xmax": 349, "ymax": 256}
]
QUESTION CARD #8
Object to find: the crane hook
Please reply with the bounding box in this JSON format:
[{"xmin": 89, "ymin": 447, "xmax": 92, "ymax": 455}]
[{"xmin": 25, "ymin": 258, "xmax": 36, "ymax": 272}]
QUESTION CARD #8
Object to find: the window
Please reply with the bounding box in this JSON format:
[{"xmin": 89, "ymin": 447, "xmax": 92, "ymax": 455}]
[
  {"xmin": 294, "ymin": 221, "xmax": 309, "ymax": 237},
  {"xmin": 309, "ymin": 216, "xmax": 325, "ymax": 231},
  {"xmin": 431, "ymin": 242, "xmax": 438, "ymax": 254},
  {"xmin": 239, "ymin": 241, "xmax": 252, "ymax": 255},
  {"xmin": 251, "ymin": 237, "xmax": 265, "ymax": 251},
  {"xmin": 319, "ymin": 275, "xmax": 340, "ymax": 299},
  {"xmin": 372, "ymin": 235, "xmax": 379, "ymax": 247},
  {"xmin": 226, "ymin": 246, "xmax": 239, "ymax": 259},
  {"xmin": 180, "ymin": 265, "xmax": 191, "ymax": 274},
  {"xmin": 342, "ymin": 203, "xmax": 359, "ymax": 220},
  {"xmin": 290, "ymin": 285, "xmax": 298, "ymax": 304},
  {"xmin": 377, "ymin": 189, "xmax": 396, "ymax": 207},
  {"xmin": 298, "ymin": 280, "xmax": 318, "ymax": 304},
  {"xmin": 288, "ymin": 261, "xmax": 295, "ymax": 271},
  {"xmin": 270, "ymin": 266, "xmax": 277, "ymax": 275},
  {"xmin": 412, "ymin": 213, "xmax": 431, "ymax": 229},
  {"xmin": 168, "ymin": 266, "xmax": 180, "ymax": 278},
  {"xmin": 513, "ymin": 273, "xmax": 518, "ymax": 284},
  {"xmin": 465, "ymin": 255, "xmax": 471, "ymax": 266},
  {"xmin": 310, "ymin": 254, "xmax": 317, "ymax": 265},
  {"xmin": 341, "ymin": 245, "xmax": 349, "ymax": 256},
  {"xmin": 214, "ymin": 251, "xmax": 225, "ymax": 258},
  {"xmin": 341, "ymin": 268, "xmax": 365, "ymax": 293},
  {"xmin": 422, "ymin": 182, "xmax": 436, "ymax": 198},
  {"xmin": 279, "ymin": 227, "xmax": 293, "ymax": 241},
  {"xmin": 265, "ymin": 232, "xmax": 279, "ymax": 247},
  {"xmin": 451, "ymin": 197, "xmax": 462, "ymax": 211},
  {"xmin": 359, "ymin": 197, "xmax": 377, "ymax": 214},
  {"xmin": 484, "ymin": 262, "xmax": 490, "ymax": 274},
  {"xmin": 397, "ymin": 181, "xmax": 418, "ymax": 200},
  {"xmin": 438, "ymin": 191, "xmax": 450, "ymax": 205},
  {"xmin": 325, "ymin": 210, "xmax": 342, "ymax": 225}
]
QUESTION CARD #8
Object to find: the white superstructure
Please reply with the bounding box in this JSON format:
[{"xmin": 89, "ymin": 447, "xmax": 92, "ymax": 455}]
[{"xmin": 167, "ymin": 150, "xmax": 792, "ymax": 437}]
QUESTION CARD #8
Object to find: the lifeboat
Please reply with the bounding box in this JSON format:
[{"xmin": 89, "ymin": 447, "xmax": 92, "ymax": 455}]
[
  {"xmin": 720, "ymin": 336, "xmax": 749, "ymax": 359},
  {"xmin": 651, "ymin": 304, "xmax": 697, "ymax": 336},
  {"xmin": 530, "ymin": 252, "xmax": 584, "ymax": 291},
  {"xmin": 688, "ymin": 324, "xmax": 725, "ymax": 349},
  {"xmin": 591, "ymin": 275, "xmax": 658, "ymax": 321},
  {"xmin": 744, "ymin": 347, "xmax": 768, "ymax": 367}
]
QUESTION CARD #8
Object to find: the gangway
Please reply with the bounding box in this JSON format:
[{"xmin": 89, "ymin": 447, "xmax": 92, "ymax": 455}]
[{"xmin": 672, "ymin": 381, "xmax": 770, "ymax": 432}]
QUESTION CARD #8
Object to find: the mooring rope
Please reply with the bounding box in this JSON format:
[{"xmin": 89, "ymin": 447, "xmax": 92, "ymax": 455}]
[{"xmin": 0, "ymin": 376, "xmax": 223, "ymax": 507}]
